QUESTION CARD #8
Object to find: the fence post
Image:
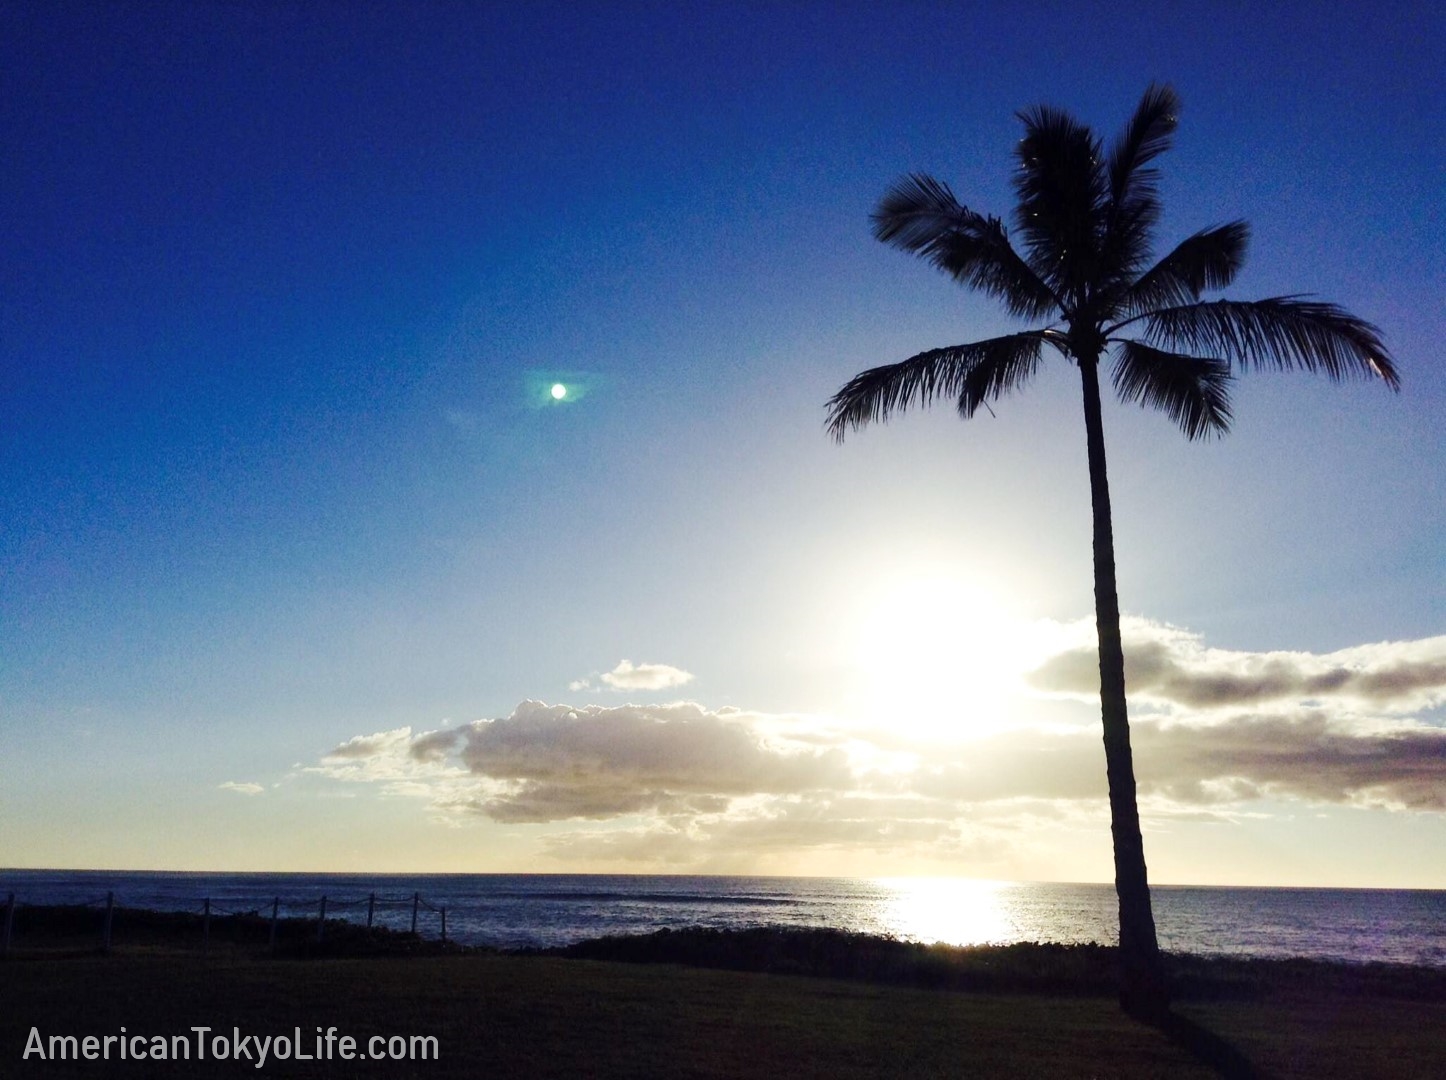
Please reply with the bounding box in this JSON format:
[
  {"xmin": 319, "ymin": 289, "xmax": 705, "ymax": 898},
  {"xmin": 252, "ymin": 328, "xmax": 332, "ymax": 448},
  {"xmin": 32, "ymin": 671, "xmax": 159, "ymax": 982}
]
[
  {"xmin": 411, "ymin": 893, "xmax": 419, "ymax": 936},
  {"xmin": 441, "ymin": 907, "xmax": 447, "ymax": 944},
  {"xmin": 202, "ymin": 898, "xmax": 211, "ymax": 953},
  {"xmin": 317, "ymin": 896, "xmax": 327, "ymax": 943},
  {"xmin": 269, "ymin": 898, "xmax": 279, "ymax": 952},
  {"xmin": 367, "ymin": 892, "xmax": 375, "ymax": 929},
  {"xmin": 3, "ymin": 893, "xmax": 14, "ymax": 957},
  {"xmin": 102, "ymin": 892, "xmax": 114, "ymax": 954}
]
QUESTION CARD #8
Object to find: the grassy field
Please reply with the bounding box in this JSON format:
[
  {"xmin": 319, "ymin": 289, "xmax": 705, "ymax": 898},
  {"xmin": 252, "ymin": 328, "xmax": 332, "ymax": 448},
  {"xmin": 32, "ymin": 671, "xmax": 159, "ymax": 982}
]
[{"xmin": 2, "ymin": 914, "xmax": 1442, "ymax": 1078}]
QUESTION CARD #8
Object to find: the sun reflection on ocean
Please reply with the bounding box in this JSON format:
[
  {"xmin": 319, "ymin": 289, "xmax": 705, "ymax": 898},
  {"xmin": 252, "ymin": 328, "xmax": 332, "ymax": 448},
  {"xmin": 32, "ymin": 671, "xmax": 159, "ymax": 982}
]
[{"xmin": 872, "ymin": 878, "xmax": 1016, "ymax": 946}]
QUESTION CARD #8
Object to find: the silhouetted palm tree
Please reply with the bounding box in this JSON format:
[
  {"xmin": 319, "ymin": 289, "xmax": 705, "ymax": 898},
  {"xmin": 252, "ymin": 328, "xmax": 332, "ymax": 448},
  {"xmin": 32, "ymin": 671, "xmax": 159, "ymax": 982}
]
[{"xmin": 826, "ymin": 85, "xmax": 1398, "ymax": 1018}]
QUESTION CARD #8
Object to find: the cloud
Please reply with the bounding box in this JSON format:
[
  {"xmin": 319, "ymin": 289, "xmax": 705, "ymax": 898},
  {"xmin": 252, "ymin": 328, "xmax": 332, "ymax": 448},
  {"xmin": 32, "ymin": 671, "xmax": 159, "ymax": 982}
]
[
  {"xmin": 409, "ymin": 727, "xmax": 464, "ymax": 764},
  {"xmin": 219, "ymin": 781, "xmax": 265, "ymax": 796},
  {"xmin": 599, "ymin": 659, "xmax": 694, "ymax": 691},
  {"xmin": 531, "ymin": 791, "xmax": 996, "ymax": 869},
  {"xmin": 1135, "ymin": 713, "xmax": 1446, "ymax": 811},
  {"xmin": 456, "ymin": 701, "xmax": 834, "ymax": 790},
  {"xmin": 326, "ymin": 728, "xmax": 416, "ymax": 762},
  {"xmin": 315, "ymin": 726, "xmax": 472, "ymax": 800},
  {"xmin": 306, "ymin": 621, "xmax": 1446, "ymax": 868},
  {"xmin": 911, "ymin": 714, "xmax": 1446, "ymax": 812},
  {"xmin": 1028, "ymin": 621, "xmax": 1446, "ymax": 714},
  {"xmin": 317, "ymin": 700, "xmax": 852, "ymax": 824}
]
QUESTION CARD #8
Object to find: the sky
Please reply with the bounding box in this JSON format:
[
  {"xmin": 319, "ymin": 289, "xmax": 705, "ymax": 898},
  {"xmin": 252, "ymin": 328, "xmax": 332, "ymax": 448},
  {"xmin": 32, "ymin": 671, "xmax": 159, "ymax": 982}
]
[{"xmin": 2, "ymin": 1, "xmax": 1442, "ymax": 887}]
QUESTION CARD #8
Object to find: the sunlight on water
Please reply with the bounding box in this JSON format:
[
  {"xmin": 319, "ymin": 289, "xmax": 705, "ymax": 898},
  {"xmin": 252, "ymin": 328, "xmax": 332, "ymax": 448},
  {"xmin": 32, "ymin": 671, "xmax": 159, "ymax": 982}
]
[{"xmin": 873, "ymin": 878, "xmax": 1015, "ymax": 946}]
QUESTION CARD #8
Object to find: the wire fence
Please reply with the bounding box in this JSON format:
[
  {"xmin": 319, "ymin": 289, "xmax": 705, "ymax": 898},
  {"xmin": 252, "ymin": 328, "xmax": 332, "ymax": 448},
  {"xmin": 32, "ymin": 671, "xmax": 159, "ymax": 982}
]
[{"xmin": 0, "ymin": 889, "xmax": 453, "ymax": 956}]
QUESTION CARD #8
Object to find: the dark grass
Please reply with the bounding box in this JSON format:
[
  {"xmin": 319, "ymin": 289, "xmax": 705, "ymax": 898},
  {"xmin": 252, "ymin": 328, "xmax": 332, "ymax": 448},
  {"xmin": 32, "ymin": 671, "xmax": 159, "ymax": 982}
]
[
  {"xmin": 0, "ymin": 950, "xmax": 1225, "ymax": 1079},
  {"xmin": 4, "ymin": 908, "xmax": 1444, "ymax": 1078}
]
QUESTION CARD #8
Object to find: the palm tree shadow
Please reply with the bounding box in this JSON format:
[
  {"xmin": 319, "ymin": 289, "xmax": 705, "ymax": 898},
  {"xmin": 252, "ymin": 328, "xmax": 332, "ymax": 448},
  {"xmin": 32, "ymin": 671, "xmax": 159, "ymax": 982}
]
[{"xmin": 1138, "ymin": 1008, "xmax": 1267, "ymax": 1080}]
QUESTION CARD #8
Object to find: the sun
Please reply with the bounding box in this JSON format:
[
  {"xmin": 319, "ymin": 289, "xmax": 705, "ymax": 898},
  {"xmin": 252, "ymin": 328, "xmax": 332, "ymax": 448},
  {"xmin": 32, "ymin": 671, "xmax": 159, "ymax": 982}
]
[
  {"xmin": 849, "ymin": 570, "xmax": 1054, "ymax": 740},
  {"xmin": 550, "ymin": 383, "xmax": 568, "ymax": 400}
]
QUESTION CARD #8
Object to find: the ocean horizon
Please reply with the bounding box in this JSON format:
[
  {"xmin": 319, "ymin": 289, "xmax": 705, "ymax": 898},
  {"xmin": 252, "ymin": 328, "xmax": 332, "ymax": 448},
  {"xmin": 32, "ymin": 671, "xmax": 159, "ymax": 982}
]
[{"xmin": 4, "ymin": 869, "xmax": 1443, "ymax": 968}]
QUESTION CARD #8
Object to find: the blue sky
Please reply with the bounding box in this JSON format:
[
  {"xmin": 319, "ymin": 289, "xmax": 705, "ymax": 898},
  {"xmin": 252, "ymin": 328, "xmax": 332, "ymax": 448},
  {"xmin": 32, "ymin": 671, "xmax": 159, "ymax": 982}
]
[{"xmin": 2, "ymin": 1, "xmax": 1442, "ymax": 884}]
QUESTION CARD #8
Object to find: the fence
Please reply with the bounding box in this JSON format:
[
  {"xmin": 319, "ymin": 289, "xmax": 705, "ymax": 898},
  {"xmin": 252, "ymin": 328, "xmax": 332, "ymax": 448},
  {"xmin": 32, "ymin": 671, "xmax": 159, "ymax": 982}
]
[{"xmin": 0, "ymin": 889, "xmax": 452, "ymax": 956}]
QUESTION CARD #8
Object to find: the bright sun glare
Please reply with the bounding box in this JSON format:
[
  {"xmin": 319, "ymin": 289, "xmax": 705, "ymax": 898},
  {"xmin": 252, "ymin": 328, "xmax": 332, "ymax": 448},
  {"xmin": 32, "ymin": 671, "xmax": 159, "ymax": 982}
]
[
  {"xmin": 550, "ymin": 383, "xmax": 567, "ymax": 400},
  {"xmin": 851, "ymin": 570, "xmax": 1057, "ymax": 740},
  {"xmin": 876, "ymin": 877, "xmax": 1014, "ymax": 945}
]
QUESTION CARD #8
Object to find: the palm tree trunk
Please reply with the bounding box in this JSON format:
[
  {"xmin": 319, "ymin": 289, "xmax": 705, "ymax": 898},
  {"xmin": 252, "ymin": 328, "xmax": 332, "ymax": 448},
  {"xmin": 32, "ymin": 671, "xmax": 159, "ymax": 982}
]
[{"xmin": 1078, "ymin": 354, "xmax": 1170, "ymax": 1018}]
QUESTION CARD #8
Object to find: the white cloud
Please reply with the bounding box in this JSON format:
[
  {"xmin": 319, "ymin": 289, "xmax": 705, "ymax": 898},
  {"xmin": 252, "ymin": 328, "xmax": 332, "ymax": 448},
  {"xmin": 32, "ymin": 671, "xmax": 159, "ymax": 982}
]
[
  {"xmin": 219, "ymin": 781, "xmax": 265, "ymax": 796},
  {"xmin": 599, "ymin": 659, "xmax": 694, "ymax": 691}
]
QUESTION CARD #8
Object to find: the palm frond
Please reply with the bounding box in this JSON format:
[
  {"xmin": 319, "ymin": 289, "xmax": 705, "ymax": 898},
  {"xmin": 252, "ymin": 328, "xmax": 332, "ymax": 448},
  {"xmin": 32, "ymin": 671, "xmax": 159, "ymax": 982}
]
[
  {"xmin": 872, "ymin": 174, "xmax": 1059, "ymax": 319},
  {"xmin": 1115, "ymin": 222, "xmax": 1250, "ymax": 317},
  {"xmin": 1097, "ymin": 85, "xmax": 1180, "ymax": 292},
  {"xmin": 1107, "ymin": 84, "xmax": 1179, "ymax": 207},
  {"xmin": 955, "ymin": 331, "xmax": 1056, "ymax": 418},
  {"xmin": 1112, "ymin": 340, "xmax": 1232, "ymax": 440},
  {"xmin": 1012, "ymin": 105, "xmax": 1105, "ymax": 301},
  {"xmin": 1142, "ymin": 297, "xmax": 1400, "ymax": 388},
  {"xmin": 825, "ymin": 332, "xmax": 1052, "ymax": 441}
]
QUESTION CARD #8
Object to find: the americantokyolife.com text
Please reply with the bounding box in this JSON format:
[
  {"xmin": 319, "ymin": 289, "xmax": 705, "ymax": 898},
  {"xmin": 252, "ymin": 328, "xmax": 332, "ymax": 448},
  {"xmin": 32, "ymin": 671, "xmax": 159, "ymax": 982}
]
[{"xmin": 23, "ymin": 1025, "xmax": 439, "ymax": 1068}]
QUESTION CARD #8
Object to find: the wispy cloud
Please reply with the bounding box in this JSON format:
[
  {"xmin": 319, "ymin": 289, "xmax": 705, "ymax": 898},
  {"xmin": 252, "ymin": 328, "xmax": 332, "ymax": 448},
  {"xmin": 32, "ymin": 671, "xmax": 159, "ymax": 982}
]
[
  {"xmin": 219, "ymin": 781, "xmax": 265, "ymax": 796},
  {"xmin": 536, "ymin": 798, "xmax": 971, "ymax": 866}
]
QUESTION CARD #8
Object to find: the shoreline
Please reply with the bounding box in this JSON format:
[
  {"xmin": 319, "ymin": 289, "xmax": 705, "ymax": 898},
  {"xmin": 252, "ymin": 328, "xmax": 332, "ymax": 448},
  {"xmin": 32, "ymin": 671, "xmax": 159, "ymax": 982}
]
[
  {"xmin": 5, "ymin": 903, "xmax": 1443, "ymax": 1003},
  {"xmin": 5, "ymin": 871, "xmax": 1440, "ymax": 970}
]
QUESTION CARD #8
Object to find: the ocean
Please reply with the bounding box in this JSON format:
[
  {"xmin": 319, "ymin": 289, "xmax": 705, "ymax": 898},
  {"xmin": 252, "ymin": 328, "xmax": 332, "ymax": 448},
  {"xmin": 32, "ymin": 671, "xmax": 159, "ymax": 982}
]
[{"xmin": 3, "ymin": 870, "xmax": 1442, "ymax": 967}]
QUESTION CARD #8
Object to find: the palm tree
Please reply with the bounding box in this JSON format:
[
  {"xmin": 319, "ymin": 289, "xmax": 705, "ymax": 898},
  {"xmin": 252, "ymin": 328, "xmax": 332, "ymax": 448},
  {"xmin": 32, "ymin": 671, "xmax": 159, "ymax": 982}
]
[{"xmin": 826, "ymin": 85, "xmax": 1398, "ymax": 1018}]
